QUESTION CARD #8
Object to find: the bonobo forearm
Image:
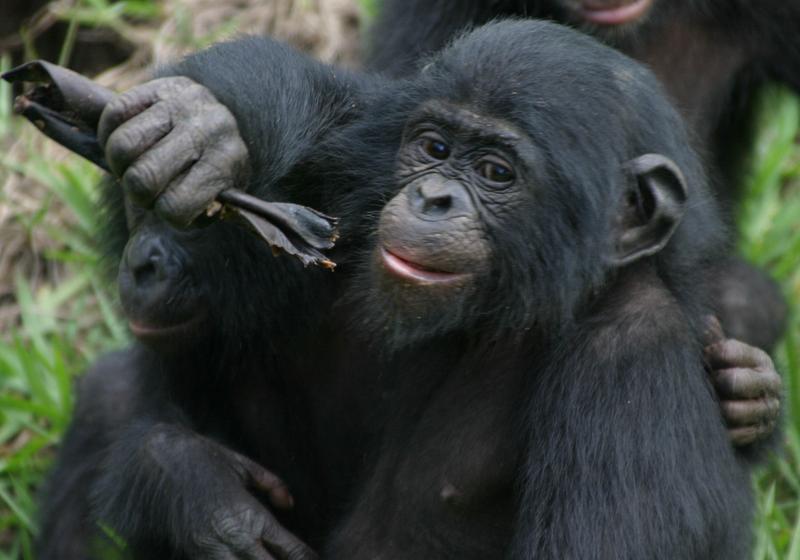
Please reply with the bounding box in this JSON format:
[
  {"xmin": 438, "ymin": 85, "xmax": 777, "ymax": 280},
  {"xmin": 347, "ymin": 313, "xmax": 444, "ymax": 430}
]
[{"xmin": 92, "ymin": 418, "xmax": 316, "ymax": 559}]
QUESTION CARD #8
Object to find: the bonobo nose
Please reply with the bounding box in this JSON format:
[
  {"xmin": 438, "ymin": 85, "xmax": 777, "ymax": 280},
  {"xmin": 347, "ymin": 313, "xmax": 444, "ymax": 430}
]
[
  {"xmin": 408, "ymin": 178, "xmax": 472, "ymax": 219},
  {"xmin": 125, "ymin": 231, "xmax": 183, "ymax": 289}
]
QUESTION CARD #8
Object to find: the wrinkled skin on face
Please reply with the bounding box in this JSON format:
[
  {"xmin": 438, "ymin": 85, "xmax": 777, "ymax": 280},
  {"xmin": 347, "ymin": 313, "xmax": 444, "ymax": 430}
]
[{"xmin": 362, "ymin": 102, "xmax": 537, "ymax": 343}]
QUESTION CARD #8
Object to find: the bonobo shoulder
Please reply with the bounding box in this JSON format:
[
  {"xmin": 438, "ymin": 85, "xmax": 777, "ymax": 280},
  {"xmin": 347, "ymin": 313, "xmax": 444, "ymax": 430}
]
[{"xmin": 585, "ymin": 267, "xmax": 693, "ymax": 349}]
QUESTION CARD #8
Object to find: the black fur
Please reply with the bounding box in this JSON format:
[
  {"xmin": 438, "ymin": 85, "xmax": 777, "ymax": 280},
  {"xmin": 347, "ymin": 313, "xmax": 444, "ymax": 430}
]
[{"xmin": 38, "ymin": 21, "xmax": 752, "ymax": 559}]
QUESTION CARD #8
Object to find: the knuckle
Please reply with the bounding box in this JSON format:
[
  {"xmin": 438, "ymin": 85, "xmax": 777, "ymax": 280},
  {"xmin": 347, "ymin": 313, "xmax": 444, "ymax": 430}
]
[
  {"xmin": 156, "ymin": 189, "xmax": 203, "ymax": 227},
  {"xmin": 182, "ymin": 124, "xmax": 208, "ymax": 154},
  {"xmin": 754, "ymin": 365, "xmax": 782, "ymax": 396},
  {"xmin": 98, "ymin": 99, "xmax": 128, "ymax": 142},
  {"xmin": 106, "ymin": 93, "xmax": 132, "ymax": 119},
  {"xmin": 760, "ymin": 362, "xmax": 782, "ymax": 382},
  {"xmin": 123, "ymin": 163, "xmax": 157, "ymax": 199},
  {"xmin": 766, "ymin": 398, "xmax": 781, "ymax": 418},
  {"xmin": 187, "ymin": 82, "xmax": 212, "ymax": 100},
  {"xmin": 155, "ymin": 193, "xmax": 186, "ymax": 224},
  {"xmin": 204, "ymin": 109, "xmax": 229, "ymax": 131},
  {"xmin": 107, "ymin": 127, "xmax": 138, "ymax": 158},
  {"xmin": 157, "ymin": 76, "xmax": 190, "ymax": 96},
  {"xmin": 222, "ymin": 137, "xmax": 248, "ymax": 161},
  {"xmin": 752, "ymin": 347, "xmax": 773, "ymax": 367}
]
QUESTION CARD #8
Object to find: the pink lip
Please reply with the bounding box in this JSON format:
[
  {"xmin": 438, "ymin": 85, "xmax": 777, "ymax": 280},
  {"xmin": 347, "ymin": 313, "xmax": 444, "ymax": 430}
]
[
  {"xmin": 380, "ymin": 248, "xmax": 464, "ymax": 284},
  {"xmin": 580, "ymin": 0, "xmax": 652, "ymax": 25},
  {"xmin": 129, "ymin": 313, "xmax": 204, "ymax": 341}
]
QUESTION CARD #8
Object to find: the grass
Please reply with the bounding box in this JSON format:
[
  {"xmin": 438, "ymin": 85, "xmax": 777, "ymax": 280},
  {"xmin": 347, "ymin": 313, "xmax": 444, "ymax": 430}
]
[
  {"xmin": 743, "ymin": 85, "xmax": 800, "ymax": 560},
  {"xmin": 0, "ymin": 2, "xmax": 798, "ymax": 558}
]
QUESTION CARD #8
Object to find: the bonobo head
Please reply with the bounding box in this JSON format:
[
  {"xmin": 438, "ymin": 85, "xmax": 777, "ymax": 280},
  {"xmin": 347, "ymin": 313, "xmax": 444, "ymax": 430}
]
[{"xmin": 356, "ymin": 20, "xmax": 723, "ymax": 348}]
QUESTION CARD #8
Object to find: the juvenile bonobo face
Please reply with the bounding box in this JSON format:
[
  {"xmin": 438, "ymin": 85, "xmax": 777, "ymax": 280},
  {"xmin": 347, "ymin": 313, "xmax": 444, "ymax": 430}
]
[{"xmin": 370, "ymin": 101, "xmax": 529, "ymax": 337}]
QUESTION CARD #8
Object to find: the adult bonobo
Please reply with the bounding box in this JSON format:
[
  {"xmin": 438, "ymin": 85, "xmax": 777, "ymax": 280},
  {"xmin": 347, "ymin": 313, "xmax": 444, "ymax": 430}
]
[
  {"xmin": 39, "ymin": 20, "xmax": 757, "ymax": 558},
  {"xmin": 367, "ymin": 0, "xmax": 795, "ymax": 357}
]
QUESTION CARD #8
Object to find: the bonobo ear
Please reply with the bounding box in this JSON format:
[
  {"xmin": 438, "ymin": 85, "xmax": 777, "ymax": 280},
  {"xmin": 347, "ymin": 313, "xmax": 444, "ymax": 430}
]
[{"xmin": 612, "ymin": 154, "xmax": 688, "ymax": 266}]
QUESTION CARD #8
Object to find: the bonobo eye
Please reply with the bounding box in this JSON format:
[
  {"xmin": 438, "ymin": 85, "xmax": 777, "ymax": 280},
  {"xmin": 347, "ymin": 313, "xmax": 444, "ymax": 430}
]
[
  {"xmin": 419, "ymin": 134, "xmax": 451, "ymax": 160},
  {"xmin": 478, "ymin": 158, "xmax": 515, "ymax": 184}
]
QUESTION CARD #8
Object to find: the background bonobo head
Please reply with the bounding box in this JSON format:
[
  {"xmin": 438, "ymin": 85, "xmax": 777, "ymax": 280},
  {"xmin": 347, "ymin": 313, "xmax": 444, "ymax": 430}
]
[{"xmin": 353, "ymin": 20, "xmax": 725, "ymax": 349}]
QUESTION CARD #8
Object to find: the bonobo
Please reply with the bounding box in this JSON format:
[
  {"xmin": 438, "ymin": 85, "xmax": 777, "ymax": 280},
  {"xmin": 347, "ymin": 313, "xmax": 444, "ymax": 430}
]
[
  {"xmin": 366, "ymin": 0, "xmax": 796, "ymax": 354},
  {"xmin": 37, "ymin": 21, "xmax": 761, "ymax": 559}
]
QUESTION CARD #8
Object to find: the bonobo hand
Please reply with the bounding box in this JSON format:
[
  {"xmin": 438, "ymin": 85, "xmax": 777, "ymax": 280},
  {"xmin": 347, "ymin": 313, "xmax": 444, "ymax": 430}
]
[
  {"xmin": 704, "ymin": 317, "xmax": 782, "ymax": 447},
  {"xmin": 143, "ymin": 426, "xmax": 317, "ymax": 560},
  {"xmin": 98, "ymin": 77, "xmax": 249, "ymax": 227}
]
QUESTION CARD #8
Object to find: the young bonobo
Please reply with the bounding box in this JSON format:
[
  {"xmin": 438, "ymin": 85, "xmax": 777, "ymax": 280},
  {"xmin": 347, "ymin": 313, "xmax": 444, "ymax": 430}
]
[
  {"xmin": 37, "ymin": 20, "xmax": 772, "ymax": 560},
  {"xmin": 367, "ymin": 0, "xmax": 796, "ymax": 355}
]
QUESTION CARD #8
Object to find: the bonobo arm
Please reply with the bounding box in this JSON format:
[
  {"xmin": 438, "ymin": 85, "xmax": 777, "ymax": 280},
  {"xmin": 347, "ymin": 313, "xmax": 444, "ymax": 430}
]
[
  {"xmin": 511, "ymin": 290, "xmax": 754, "ymax": 559},
  {"xmin": 36, "ymin": 352, "xmax": 139, "ymax": 560},
  {"xmin": 98, "ymin": 36, "xmax": 380, "ymax": 227},
  {"xmin": 88, "ymin": 350, "xmax": 317, "ymax": 560}
]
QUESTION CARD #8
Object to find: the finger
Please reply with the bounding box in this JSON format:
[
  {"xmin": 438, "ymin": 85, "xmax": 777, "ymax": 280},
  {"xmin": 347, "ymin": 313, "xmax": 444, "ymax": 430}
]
[
  {"xmin": 701, "ymin": 314, "xmax": 725, "ymax": 347},
  {"xmin": 721, "ymin": 398, "xmax": 781, "ymax": 428},
  {"xmin": 231, "ymin": 451, "xmax": 294, "ymax": 510},
  {"xmin": 712, "ymin": 366, "xmax": 783, "ymax": 400},
  {"xmin": 705, "ymin": 338, "xmax": 773, "ymax": 370},
  {"xmin": 154, "ymin": 146, "xmax": 239, "ymax": 227},
  {"xmin": 261, "ymin": 525, "xmax": 319, "ymax": 560},
  {"xmin": 120, "ymin": 125, "xmax": 201, "ymax": 208},
  {"xmin": 729, "ymin": 424, "xmax": 774, "ymax": 447},
  {"xmin": 104, "ymin": 101, "xmax": 173, "ymax": 177},
  {"xmin": 98, "ymin": 76, "xmax": 195, "ymax": 146}
]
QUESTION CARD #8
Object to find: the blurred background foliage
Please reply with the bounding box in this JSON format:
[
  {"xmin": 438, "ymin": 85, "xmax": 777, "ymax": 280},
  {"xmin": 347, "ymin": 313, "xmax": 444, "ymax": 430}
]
[{"xmin": 0, "ymin": 1, "xmax": 797, "ymax": 558}]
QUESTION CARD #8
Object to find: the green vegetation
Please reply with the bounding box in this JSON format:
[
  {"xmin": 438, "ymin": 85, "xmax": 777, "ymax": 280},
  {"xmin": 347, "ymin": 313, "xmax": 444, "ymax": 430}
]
[
  {"xmin": 743, "ymin": 85, "xmax": 800, "ymax": 560},
  {"xmin": 0, "ymin": 1, "xmax": 797, "ymax": 558}
]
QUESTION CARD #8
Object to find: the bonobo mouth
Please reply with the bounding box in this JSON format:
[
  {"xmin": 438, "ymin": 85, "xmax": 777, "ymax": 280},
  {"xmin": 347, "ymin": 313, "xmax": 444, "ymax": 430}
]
[
  {"xmin": 128, "ymin": 312, "xmax": 207, "ymax": 344},
  {"xmin": 380, "ymin": 247, "xmax": 467, "ymax": 284},
  {"xmin": 579, "ymin": 0, "xmax": 652, "ymax": 25}
]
